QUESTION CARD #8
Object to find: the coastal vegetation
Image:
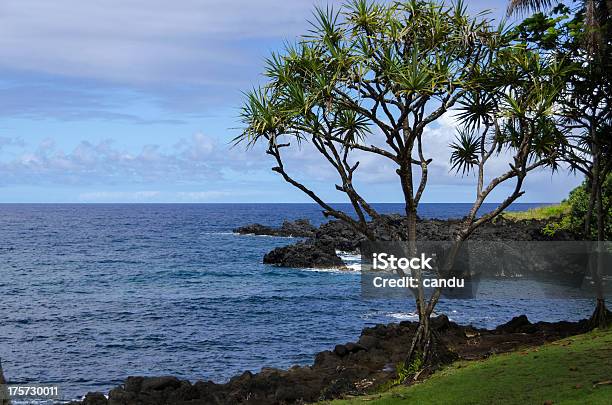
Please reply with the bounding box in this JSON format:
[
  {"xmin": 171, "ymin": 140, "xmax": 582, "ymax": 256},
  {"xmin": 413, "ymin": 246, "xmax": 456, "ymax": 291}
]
[
  {"xmin": 503, "ymin": 173, "xmax": 612, "ymax": 240},
  {"xmin": 511, "ymin": 0, "xmax": 611, "ymax": 327},
  {"xmin": 66, "ymin": 2, "xmax": 610, "ymax": 400},
  {"xmin": 502, "ymin": 201, "xmax": 570, "ymax": 221}
]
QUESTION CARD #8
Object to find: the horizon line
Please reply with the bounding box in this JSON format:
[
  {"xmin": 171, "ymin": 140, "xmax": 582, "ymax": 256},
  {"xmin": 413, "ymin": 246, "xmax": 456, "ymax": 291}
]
[{"xmin": 0, "ymin": 201, "xmax": 560, "ymax": 205}]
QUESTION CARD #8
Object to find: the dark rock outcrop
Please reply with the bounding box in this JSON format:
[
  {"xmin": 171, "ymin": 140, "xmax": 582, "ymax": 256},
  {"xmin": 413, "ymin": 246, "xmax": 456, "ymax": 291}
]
[
  {"xmin": 242, "ymin": 215, "xmax": 580, "ymax": 270},
  {"xmin": 263, "ymin": 241, "xmax": 345, "ymax": 268},
  {"xmin": 234, "ymin": 219, "xmax": 316, "ymax": 238},
  {"xmin": 495, "ymin": 314, "xmax": 536, "ymax": 333},
  {"xmin": 80, "ymin": 393, "xmax": 107, "ymax": 405}
]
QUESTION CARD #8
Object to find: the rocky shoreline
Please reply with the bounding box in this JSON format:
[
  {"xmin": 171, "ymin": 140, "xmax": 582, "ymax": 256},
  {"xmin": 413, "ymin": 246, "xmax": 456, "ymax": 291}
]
[
  {"xmin": 74, "ymin": 315, "xmax": 590, "ymax": 405},
  {"xmin": 234, "ymin": 216, "xmax": 579, "ymax": 271}
]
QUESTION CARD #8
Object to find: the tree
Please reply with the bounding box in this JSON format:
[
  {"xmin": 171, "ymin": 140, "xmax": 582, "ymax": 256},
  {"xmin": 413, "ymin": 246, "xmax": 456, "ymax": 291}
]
[
  {"xmin": 516, "ymin": 3, "xmax": 611, "ymax": 328},
  {"xmin": 237, "ymin": 0, "xmax": 499, "ymax": 367},
  {"xmin": 237, "ymin": 0, "xmax": 564, "ymax": 369}
]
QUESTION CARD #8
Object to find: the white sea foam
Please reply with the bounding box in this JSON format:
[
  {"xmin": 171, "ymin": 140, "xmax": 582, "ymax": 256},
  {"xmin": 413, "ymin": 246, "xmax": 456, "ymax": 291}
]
[
  {"xmin": 336, "ymin": 250, "xmax": 361, "ymax": 272},
  {"xmin": 231, "ymin": 232, "xmax": 299, "ymax": 238},
  {"xmin": 386, "ymin": 311, "xmax": 419, "ymax": 320},
  {"xmin": 294, "ymin": 250, "xmax": 361, "ymax": 273},
  {"xmin": 300, "ymin": 267, "xmax": 353, "ymax": 274},
  {"xmin": 377, "ymin": 310, "xmax": 458, "ymax": 322}
]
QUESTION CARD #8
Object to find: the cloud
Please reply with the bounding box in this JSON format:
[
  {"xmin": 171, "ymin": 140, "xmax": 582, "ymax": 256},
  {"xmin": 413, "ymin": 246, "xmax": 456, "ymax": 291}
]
[
  {"xmin": 0, "ymin": 0, "xmax": 575, "ymax": 203},
  {"xmin": 0, "ymin": 0, "xmax": 331, "ymax": 121},
  {"xmin": 0, "ymin": 0, "xmax": 324, "ymax": 85},
  {"xmin": 0, "ymin": 136, "xmax": 25, "ymax": 149},
  {"xmin": 0, "ymin": 1, "xmax": 510, "ymax": 86},
  {"xmin": 78, "ymin": 190, "xmax": 161, "ymax": 202},
  {"xmin": 176, "ymin": 190, "xmax": 235, "ymax": 201},
  {"xmin": 0, "ymin": 0, "xmax": 512, "ymax": 121},
  {"xmin": 0, "ymin": 115, "xmax": 579, "ymax": 203},
  {"xmin": 0, "ymin": 132, "xmax": 268, "ymax": 187},
  {"xmin": 0, "ymin": 82, "xmax": 188, "ymax": 123},
  {"xmin": 77, "ymin": 189, "xmax": 253, "ymax": 202}
]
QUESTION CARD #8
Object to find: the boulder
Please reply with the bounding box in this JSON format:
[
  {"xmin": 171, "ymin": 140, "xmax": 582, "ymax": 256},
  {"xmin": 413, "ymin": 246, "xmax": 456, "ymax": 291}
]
[
  {"xmin": 140, "ymin": 376, "xmax": 182, "ymax": 392},
  {"xmin": 81, "ymin": 392, "xmax": 108, "ymax": 405},
  {"xmin": 495, "ymin": 315, "xmax": 532, "ymax": 333},
  {"xmin": 263, "ymin": 241, "xmax": 345, "ymax": 268}
]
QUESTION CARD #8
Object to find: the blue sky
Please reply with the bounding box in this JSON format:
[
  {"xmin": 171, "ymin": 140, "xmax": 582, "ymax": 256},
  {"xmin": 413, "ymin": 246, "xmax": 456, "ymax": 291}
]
[{"xmin": 0, "ymin": 0, "xmax": 581, "ymax": 203}]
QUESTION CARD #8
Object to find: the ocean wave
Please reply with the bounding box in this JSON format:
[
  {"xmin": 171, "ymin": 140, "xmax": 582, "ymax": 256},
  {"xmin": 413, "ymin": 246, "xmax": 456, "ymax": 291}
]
[
  {"xmin": 288, "ymin": 250, "xmax": 361, "ymax": 274},
  {"xmin": 231, "ymin": 233, "xmax": 298, "ymax": 238},
  {"xmin": 299, "ymin": 266, "xmax": 355, "ymax": 274}
]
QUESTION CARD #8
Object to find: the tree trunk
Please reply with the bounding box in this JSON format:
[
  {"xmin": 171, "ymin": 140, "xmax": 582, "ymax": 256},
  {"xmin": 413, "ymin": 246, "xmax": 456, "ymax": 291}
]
[
  {"xmin": 590, "ymin": 297, "xmax": 610, "ymax": 329},
  {"xmin": 585, "ymin": 176, "xmax": 596, "ymax": 237},
  {"xmin": 404, "ymin": 306, "xmax": 457, "ymax": 379},
  {"xmin": 585, "ymin": 145, "xmax": 598, "ymax": 237},
  {"xmin": 404, "ymin": 187, "xmax": 433, "ymax": 368},
  {"xmin": 407, "ymin": 207, "xmax": 417, "ymax": 247},
  {"xmin": 397, "ymin": 132, "xmax": 437, "ymax": 373},
  {"xmin": 405, "ymin": 314, "xmax": 432, "ymax": 369},
  {"xmin": 589, "ymin": 185, "xmax": 609, "ymax": 329}
]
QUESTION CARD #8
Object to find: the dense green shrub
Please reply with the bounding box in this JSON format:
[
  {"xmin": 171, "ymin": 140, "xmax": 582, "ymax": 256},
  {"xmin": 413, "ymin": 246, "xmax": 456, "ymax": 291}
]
[{"xmin": 543, "ymin": 174, "xmax": 612, "ymax": 239}]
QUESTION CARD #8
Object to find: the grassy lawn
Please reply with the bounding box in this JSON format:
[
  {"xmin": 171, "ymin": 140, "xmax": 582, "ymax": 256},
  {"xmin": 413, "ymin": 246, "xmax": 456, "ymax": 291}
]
[
  {"xmin": 502, "ymin": 202, "xmax": 570, "ymax": 221},
  {"xmin": 322, "ymin": 329, "xmax": 612, "ymax": 405}
]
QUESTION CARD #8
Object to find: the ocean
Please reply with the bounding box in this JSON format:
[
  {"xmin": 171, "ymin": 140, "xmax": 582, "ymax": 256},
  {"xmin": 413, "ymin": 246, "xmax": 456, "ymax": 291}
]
[{"xmin": 0, "ymin": 203, "xmax": 593, "ymax": 400}]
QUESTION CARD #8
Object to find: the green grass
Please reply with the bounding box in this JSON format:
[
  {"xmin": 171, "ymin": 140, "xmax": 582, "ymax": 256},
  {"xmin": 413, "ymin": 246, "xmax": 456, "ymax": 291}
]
[
  {"xmin": 321, "ymin": 329, "xmax": 612, "ymax": 405},
  {"xmin": 502, "ymin": 202, "xmax": 570, "ymax": 221}
]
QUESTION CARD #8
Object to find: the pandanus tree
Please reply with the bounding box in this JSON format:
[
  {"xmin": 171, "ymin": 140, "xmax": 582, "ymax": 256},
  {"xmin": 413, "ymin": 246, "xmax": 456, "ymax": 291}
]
[
  {"xmin": 516, "ymin": 3, "xmax": 612, "ymax": 327},
  {"xmin": 237, "ymin": 0, "xmax": 564, "ymax": 369},
  {"xmin": 237, "ymin": 0, "xmax": 500, "ymax": 367}
]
